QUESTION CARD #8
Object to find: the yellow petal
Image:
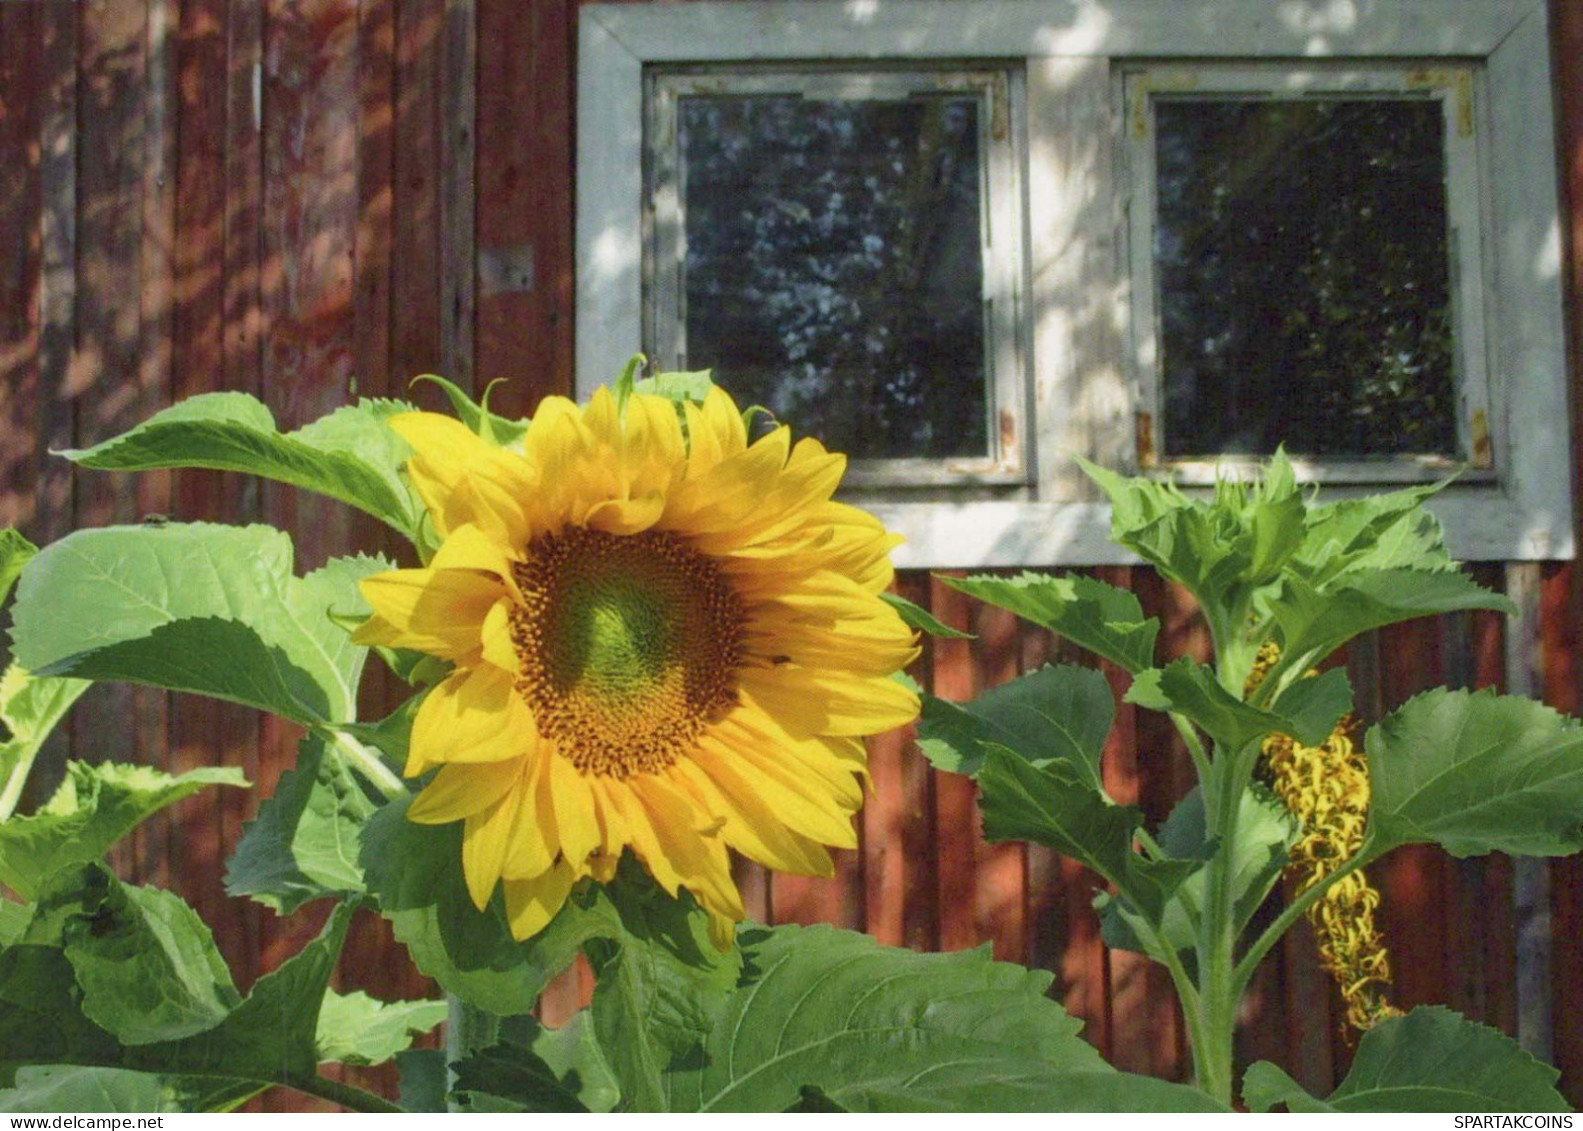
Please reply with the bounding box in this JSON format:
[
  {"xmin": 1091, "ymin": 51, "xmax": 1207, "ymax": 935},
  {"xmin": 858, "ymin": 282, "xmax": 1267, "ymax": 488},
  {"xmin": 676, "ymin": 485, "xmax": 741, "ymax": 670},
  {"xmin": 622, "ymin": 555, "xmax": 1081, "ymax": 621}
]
[
  {"xmin": 355, "ymin": 568, "xmax": 502, "ymax": 660},
  {"xmin": 462, "ymin": 785, "xmax": 524, "ymax": 909},
  {"xmin": 407, "ymin": 758, "xmax": 523, "ymax": 823},
  {"xmin": 670, "ymin": 758, "xmax": 836, "ymax": 875},
  {"xmin": 390, "ymin": 412, "xmax": 536, "ymax": 543},
  {"xmin": 479, "ymin": 599, "xmax": 521, "ymax": 675},
  {"xmin": 739, "ymin": 666, "xmax": 920, "ymax": 737},
  {"xmin": 501, "ymin": 747, "xmax": 560, "ymax": 879},
  {"xmin": 549, "ymin": 755, "xmax": 601, "ymax": 868},
  {"xmin": 408, "ymin": 665, "xmax": 536, "ymax": 775},
  {"xmin": 503, "ymin": 859, "xmax": 577, "ymax": 940}
]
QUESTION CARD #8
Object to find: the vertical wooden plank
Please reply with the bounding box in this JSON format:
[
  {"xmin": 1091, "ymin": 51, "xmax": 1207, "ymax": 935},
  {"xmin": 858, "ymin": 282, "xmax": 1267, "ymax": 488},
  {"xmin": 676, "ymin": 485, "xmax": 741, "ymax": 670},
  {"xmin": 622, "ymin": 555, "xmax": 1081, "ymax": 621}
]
[
  {"xmin": 353, "ymin": 0, "xmax": 394, "ymax": 400},
  {"xmin": 1540, "ymin": 562, "xmax": 1582, "ymax": 1099},
  {"xmin": 0, "ymin": 2, "xmax": 42, "ymax": 535},
  {"xmin": 390, "ymin": 0, "xmax": 443, "ymax": 383},
  {"xmin": 929, "ymin": 572, "xmax": 978, "ymax": 952},
  {"xmin": 1372, "ymin": 617, "xmax": 1449, "ymax": 1015},
  {"xmin": 217, "ymin": 0, "xmax": 268, "ymax": 996},
  {"xmin": 474, "ymin": 0, "xmax": 573, "ymax": 412},
  {"xmin": 254, "ymin": 1, "xmax": 362, "ymax": 1032},
  {"xmin": 72, "ymin": 0, "xmax": 172, "ymax": 886},
  {"xmin": 862, "ymin": 573, "xmax": 931, "ymax": 948},
  {"xmin": 1504, "ymin": 561, "xmax": 1553, "ymax": 1062},
  {"xmin": 169, "ymin": 0, "xmax": 265, "ymax": 997},
  {"xmin": 438, "ymin": 0, "xmax": 474, "ymax": 386},
  {"xmin": 1545, "ymin": 1, "xmax": 1583, "ymax": 1106},
  {"xmin": 15, "ymin": 1, "xmax": 82, "ymax": 813},
  {"xmin": 897, "ymin": 571, "xmax": 940, "ymax": 953}
]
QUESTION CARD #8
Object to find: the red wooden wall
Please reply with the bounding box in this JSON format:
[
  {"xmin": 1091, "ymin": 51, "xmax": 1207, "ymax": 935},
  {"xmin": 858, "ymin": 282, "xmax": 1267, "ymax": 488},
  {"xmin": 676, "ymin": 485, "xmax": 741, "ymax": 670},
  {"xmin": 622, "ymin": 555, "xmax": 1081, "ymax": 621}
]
[{"xmin": 1, "ymin": 0, "xmax": 1581, "ymax": 1110}]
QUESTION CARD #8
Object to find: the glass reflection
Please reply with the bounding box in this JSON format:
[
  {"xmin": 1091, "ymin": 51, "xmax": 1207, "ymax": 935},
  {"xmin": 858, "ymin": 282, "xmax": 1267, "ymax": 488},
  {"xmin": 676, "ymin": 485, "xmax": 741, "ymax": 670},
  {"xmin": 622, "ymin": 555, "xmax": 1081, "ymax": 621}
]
[
  {"xmin": 1154, "ymin": 98, "xmax": 1457, "ymax": 459},
  {"xmin": 679, "ymin": 94, "xmax": 989, "ymax": 460}
]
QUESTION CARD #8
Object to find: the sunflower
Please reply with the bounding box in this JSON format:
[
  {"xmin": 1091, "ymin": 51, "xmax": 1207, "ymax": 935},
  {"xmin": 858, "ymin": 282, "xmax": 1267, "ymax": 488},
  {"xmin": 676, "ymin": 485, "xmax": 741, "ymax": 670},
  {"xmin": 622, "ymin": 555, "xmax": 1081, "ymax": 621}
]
[{"xmin": 354, "ymin": 385, "xmax": 920, "ymax": 946}]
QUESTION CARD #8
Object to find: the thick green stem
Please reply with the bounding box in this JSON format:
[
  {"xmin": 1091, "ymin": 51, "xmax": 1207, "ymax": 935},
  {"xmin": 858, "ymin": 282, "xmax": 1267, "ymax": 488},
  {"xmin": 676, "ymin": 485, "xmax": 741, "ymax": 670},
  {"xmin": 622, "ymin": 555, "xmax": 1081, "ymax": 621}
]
[
  {"xmin": 325, "ymin": 727, "xmax": 408, "ymax": 801},
  {"xmin": 1186, "ymin": 739, "xmax": 1262, "ymax": 1106},
  {"xmin": 445, "ymin": 995, "xmax": 502, "ymax": 1111},
  {"xmin": 1231, "ymin": 850, "xmax": 1371, "ymax": 1000}
]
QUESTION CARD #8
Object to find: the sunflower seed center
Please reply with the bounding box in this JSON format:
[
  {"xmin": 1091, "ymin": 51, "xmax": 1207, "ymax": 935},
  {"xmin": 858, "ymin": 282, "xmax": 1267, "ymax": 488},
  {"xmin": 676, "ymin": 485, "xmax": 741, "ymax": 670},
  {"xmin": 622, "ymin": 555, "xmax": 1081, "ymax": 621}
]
[{"xmin": 509, "ymin": 526, "xmax": 743, "ymax": 777}]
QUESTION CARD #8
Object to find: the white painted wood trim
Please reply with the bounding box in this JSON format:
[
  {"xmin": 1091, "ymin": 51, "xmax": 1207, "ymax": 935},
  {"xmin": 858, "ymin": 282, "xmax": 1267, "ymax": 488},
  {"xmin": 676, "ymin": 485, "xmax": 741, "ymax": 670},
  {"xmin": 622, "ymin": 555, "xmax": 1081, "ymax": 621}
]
[
  {"xmin": 576, "ymin": 14, "xmax": 645, "ymax": 388},
  {"xmin": 583, "ymin": 1, "xmax": 1531, "ymax": 61},
  {"xmin": 576, "ymin": 0, "xmax": 1572, "ymax": 566}
]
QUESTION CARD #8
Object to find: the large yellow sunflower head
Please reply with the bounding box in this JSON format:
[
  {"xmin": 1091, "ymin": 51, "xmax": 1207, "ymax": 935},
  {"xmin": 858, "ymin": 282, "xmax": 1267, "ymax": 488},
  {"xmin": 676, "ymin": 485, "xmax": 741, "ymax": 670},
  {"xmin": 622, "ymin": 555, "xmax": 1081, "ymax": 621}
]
[{"xmin": 355, "ymin": 383, "xmax": 920, "ymax": 947}]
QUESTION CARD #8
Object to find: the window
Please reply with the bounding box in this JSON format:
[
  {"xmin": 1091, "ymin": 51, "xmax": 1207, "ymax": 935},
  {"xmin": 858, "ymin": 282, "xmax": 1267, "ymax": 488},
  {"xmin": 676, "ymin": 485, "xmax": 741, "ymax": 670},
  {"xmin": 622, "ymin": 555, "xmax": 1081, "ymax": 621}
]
[
  {"xmin": 646, "ymin": 66, "xmax": 1028, "ymax": 486},
  {"xmin": 577, "ymin": 0, "xmax": 1570, "ymax": 564},
  {"xmin": 1125, "ymin": 65, "xmax": 1493, "ymax": 483}
]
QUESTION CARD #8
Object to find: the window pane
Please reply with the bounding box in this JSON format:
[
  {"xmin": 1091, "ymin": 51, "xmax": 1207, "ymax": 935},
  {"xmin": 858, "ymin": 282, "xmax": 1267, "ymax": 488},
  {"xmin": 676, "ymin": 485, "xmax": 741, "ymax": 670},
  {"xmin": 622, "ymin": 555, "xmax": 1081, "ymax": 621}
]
[
  {"xmin": 678, "ymin": 94, "xmax": 988, "ymax": 460},
  {"xmin": 1154, "ymin": 98, "xmax": 1457, "ymax": 459}
]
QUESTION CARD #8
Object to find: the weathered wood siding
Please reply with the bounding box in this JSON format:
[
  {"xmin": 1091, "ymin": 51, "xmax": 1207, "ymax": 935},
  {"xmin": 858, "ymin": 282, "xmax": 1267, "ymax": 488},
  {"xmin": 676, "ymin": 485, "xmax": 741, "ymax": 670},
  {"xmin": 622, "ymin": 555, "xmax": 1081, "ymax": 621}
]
[{"xmin": 0, "ymin": 0, "xmax": 1581, "ymax": 1109}]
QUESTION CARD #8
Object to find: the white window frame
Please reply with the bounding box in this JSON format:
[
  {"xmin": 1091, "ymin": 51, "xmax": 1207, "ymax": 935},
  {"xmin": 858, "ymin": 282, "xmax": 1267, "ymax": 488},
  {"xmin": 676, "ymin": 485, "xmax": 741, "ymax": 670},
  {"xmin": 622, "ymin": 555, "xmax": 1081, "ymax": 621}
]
[
  {"xmin": 645, "ymin": 64, "xmax": 1031, "ymax": 488},
  {"xmin": 577, "ymin": 0, "xmax": 1571, "ymax": 566}
]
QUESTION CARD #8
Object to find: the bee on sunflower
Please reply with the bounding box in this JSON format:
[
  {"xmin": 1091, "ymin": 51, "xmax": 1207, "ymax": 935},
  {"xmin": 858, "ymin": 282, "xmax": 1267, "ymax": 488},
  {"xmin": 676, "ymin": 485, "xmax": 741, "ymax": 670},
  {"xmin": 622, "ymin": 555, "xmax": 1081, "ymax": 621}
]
[{"xmin": 352, "ymin": 382, "xmax": 920, "ymax": 947}]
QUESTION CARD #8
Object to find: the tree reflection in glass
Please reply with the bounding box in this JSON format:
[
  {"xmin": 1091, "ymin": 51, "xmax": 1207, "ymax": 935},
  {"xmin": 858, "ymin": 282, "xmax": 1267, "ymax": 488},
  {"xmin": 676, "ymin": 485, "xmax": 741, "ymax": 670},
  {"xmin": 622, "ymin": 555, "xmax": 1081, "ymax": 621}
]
[
  {"xmin": 678, "ymin": 94, "xmax": 989, "ymax": 460},
  {"xmin": 1154, "ymin": 98, "xmax": 1458, "ymax": 459}
]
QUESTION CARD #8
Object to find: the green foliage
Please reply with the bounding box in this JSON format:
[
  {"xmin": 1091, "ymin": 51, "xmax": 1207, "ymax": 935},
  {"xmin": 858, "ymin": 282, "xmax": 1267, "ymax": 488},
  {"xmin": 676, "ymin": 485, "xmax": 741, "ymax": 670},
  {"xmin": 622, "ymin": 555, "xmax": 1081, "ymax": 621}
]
[
  {"xmin": 1243, "ymin": 1007, "xmax": 1570, "ymax": 1112},
  {"xmin": 0, "ymin": 664, "xmax": 90, "ymax": 822},
  {"xmin": 411, "ymin": 374, "xmax": 531, "ymax": 447},
  {"xmin": 59, "ymin": 393, "xmax": 421, "ymax": 538},
  {"xmin": 455, "ymin": 921, "xmax": 1224, "ymax": 1113},
  {"xmin": 918, "ymin": 663, "xmax": 1112, "ymax": 780},
  {"xmin": 940, "ymin": 573, "xmax": 1158, "ymax": 673},
  {"xmin": 0, "ymin": 761, "xmax": 246, "ymax": 900},
  {"xmin": 314, "ymin": 991, "xmax": 448, "ymax": 1068},
  {"xmin": 1361, "ymin": 688, "xmax": 1583, "ymax": 862},
  {"xmin": 879, "ymin": 591, "xmax": 974, "ymax": 639},
  {"xmin": 11, "ymin": 525, "xmax": 385, "ymax": 727},
  {"xmin": 224, "ymin": 734, "xmax": 378, "ymax": 913},
  {"xmin": 0, "ymin": 1067, "xmax": 261, "ymax": 1114},
  {"xmin": 0, "ymin": 528, "xmax": 37, "ymax": 609}
]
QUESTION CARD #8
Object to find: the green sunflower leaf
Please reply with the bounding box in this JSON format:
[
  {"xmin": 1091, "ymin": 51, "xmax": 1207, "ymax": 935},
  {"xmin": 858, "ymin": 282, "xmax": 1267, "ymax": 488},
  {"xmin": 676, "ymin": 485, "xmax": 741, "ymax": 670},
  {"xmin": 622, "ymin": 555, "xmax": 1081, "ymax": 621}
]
[
  {"xmin": 396, "ymin": 1048, "xmax": 450, "ymax": 1113},
  {"xmin": 452, "ymin": 1013, "xmax": 618, "ymax": 1113},
  {"xmin": 0, "ymin": 761, "xmax": 246, "ymax": 901},
  {"xmin": 0, "ymin": 663, "xmax": 90, "ymax": 823},
  {"xmin": 918, "ymin": 663, "xmax": 1112, "ymax": 784},
  {"xmin": 10, "ymin": 526, "xmax": 385, "ymax": 727},
  {"xmin": 636, "ymin": 923, "xmax": 1225, "ymax": 1112},
  {"xmin": 940, "ymin": 573, "xmax": 1158, "ymax": 674},
  {"xmin": 313, "ymin": 990, "xmax": 446, "ymax": 1068},
  {"xmin": 412, "ymin": 374, "xmax": 531, "ymax": 446},
  {"xmin": 1124, "ymin": 658, "xmax": 1277, "ymax": 754},
  {"xmin": 225, "ymin": 733, "xmax": 377, "ymax": 913},
  {"xmin": 1272, "ymin": 569, "xmax": 1513, "ymax": 677},
  {"xmin": 57, "ymin": 392, "xmax": 420, "ymax": 538},
  {"xmin": 0, "ymin": 528, "xmax": 37, "ymax": 608},
  {"xmin": 0, "ymin": 876, "xmax": 357, "ymax": 1094},
  {"xmin": 1290, "ymin": 481, "xmax": 1453, "ymax": 584},
  {"xmin": 975, "ymin": 746, "xmax": 1193, "ymax": 922},
  {"xmin": 25, "ymin": 866, "xmax": 240, "ymax": 1046},
  {"xmin": 634, "ymin": 369, "xmax": 717, "ymax": 406},
  {"xmin": 879, "ymin": 591, "xmax": 974, "ymax": 639},
  {"xmin": 0, "ymin": 1066, "xmax": 262, "ymax": 1114},
  {"xmin": 1243, "ymin": 1006, "xmax": 1569, "ymax": 1112},
  {"xmin": 359, "ymin": 798, "xmax": 550, "ymax": 1017},
  {"xmin": 361, "ymin": 798, "xmax": 739, "ymax": 1028},
  {"xmin": 1360, "ymin": 688, "xmax": 1583, "ymax": 864},
  {"xmin": 1100, "ymin": 785, "xmax": 1296, "ymax": 970}
]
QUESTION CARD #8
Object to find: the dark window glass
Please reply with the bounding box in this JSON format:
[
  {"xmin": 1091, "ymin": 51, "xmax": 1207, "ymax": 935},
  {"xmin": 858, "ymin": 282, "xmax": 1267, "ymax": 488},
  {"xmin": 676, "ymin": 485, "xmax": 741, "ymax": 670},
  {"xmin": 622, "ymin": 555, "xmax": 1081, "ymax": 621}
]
[
  {"xmin": 1154, "ymin": 98, "xmax": 1457, "ymax": 459},
  {"xmin": 678, "ymin": 94, "xmax": 988, "ymax": 460}
]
